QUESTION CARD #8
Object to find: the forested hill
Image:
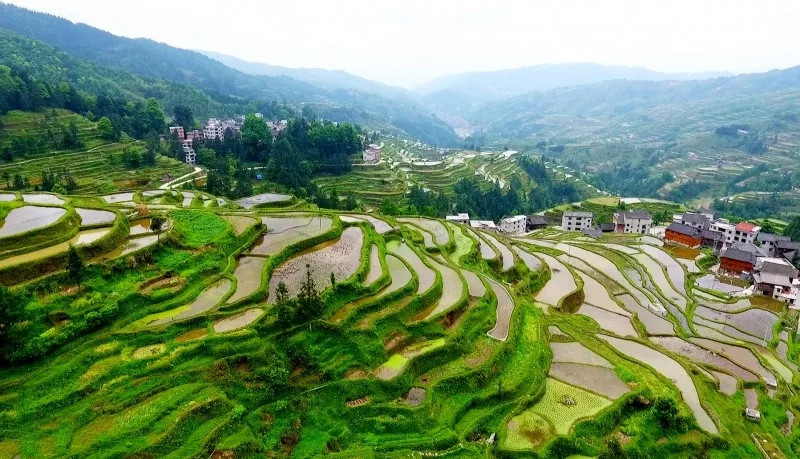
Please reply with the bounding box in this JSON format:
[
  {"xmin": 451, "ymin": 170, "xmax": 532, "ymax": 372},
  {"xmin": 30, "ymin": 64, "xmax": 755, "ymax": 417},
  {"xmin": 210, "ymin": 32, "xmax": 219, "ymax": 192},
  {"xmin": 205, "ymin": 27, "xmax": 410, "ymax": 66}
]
[{"xmin": 0, "ymin": 3, "xmax": 460, "ymax": 146}]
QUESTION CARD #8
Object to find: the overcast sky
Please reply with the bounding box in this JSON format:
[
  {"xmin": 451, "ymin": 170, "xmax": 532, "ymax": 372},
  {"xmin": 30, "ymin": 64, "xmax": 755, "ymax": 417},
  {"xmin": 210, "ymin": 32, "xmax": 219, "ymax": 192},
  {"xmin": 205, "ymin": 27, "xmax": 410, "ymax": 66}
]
[{"xmin": 8, "ymin": 0, "xmax": 800, "ymax": 88}]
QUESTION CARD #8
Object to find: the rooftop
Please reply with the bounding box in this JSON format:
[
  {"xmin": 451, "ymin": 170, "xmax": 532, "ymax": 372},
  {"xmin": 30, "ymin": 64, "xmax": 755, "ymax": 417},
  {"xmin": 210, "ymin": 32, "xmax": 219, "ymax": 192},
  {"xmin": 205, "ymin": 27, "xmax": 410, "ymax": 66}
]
[
  {"xmin": 756, "ymin": 232, "xmax": 790, "ymax": 243},
  {"xmin": 501, "ymin": 215, "xmax": 526, "ymax": 224},
  {"xmin": 527, "ymin": 215, "xmax": 548, "ymax": 224},
  {"xmin": 681, "ymin": 213, "xmax": 708, "ymax": 224},
  {"xmin": 667, "ymin": 222, "xmax": 702, "ymax": 237},
  {"xmin": 721, "ymin": 247, "xmax": 756, "ymax": 264},
  {"xmin": 470, "ymin": 220, "xmax": 496, "ymax": 229},
  {"xmin": 616, "ymin": 211, "xmax": 652, "ymax": 221},
  {"xmin": 735, "ymin": 221, "xmax": 759, "ymax": 233},
  {"xmin": 563, "ymin": 211, "xmax": 592, "ymax": 218}
]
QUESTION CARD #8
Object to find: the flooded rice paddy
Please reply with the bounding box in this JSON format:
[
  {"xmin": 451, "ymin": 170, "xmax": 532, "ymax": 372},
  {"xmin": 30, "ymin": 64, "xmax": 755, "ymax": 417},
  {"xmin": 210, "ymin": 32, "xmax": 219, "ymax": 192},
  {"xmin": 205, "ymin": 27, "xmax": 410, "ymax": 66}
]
[
  {"xmin": 535, "ymin": 252, "xmax": 576, "ymax": 308},
  {"xmin": 550, "ymin": 342, "xmax": 612, "ymax": 368},
  {"xmin": 482, "ymin": 233, "xmax": 514, "ymax": 271},
  {"xmin": 22, "ymin": 193, "xmax": 64, "ymax": 205},
  {"xmin": 227, "ymin": 257, "xmax": 267, "ymax": 303},
  {"xmin": 650, "ymin": 337, "xmax": 757, "ymax": 381},
  {"xmin": 330, "ymin": 254, "xmax": 412, "ymax": 323},
  {"xmin": 100, "ymin": 235, "xmax": 158, "ymax": 260},
  {"xmin": 76, "ymin": 208, "xmax": 116, "ymax": 226},
  {"xmin": 576, "ymin": 271, "xmax": 630, "ymax": 316},
  {"xmin": 250, "ymin": 216, "xmax": 332, "ymax": 255},
  {"xmin": 397, "ymin": 217, "xmax": 449, "ymax": 245},
  {"xmin": 549, "ymin": 363, "xmax": 629, "ymax": 399},
  {"xmin": 689, "ymin": 338, "xmax": 774, "ymax": 381},
  {"xmin": 577, "ymin": 304, "xmax": 637, "ymax": 337},
  {"xmin": 389, "ymin": 241, "xmax": 435, "ymax": 294},
  {"xmin": 365, "ymin": 245, "xmax": 383, "ymax": 285},
  {"xmin": 417, "ymin": 257, "xmax": 463, "ymax": 320},
  {"xmin": 616, "ymin": 294, "xmax": 674, "ymax": 335},
  {"xmin": 0, "ymin": 206, "xmax": 66, "ymax": 238},
  {"xmin": 461, "ymin": 269, "xmax": 486, "ymax": 297},
  {"xmin": 148, "ymin": 278, "xmax": 232, "ymax": 326},
  {"xmin": 213, "ymin": 308, "xmax": 264, "ymax": 333},
  {"xmin": 512, "ymin": 246, "xmax": 542, "ymax": 271},
  {"xmin": 0, "ymin": 227, "xmax": 110, "ymax": 269},
  {"xmin": 486, "ymin": 278, "xmax": 514, "ymax": 341},
  {"xmin": 235, "ymin": 193, "xmax": 292, "ymax": 208}
]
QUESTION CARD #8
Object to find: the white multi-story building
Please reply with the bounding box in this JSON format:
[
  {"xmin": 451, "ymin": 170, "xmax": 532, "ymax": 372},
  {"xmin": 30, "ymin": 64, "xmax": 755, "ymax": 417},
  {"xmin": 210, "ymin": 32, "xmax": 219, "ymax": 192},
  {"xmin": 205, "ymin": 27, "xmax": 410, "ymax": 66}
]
[
  {"xmin": 613, "ymin": 211, "xmax": 653, "ymax": 234},
  {"xmin": 183, "ymin": 145, "xmax": 196, "ymax": 164},
  {"xmin": 562, "ymin": 211, "xmax": 593, "ymax": 231},
  {"xmin": 499, "ymin": 215, "xmax": 527, "ymax": 235},
  {"xmin": 470, "ymin": 220, "xmax": 497, "ymax": 232},
  {"xmin": 203, "ymin": 121, "xmax": 224, "ymax": 141},
  {"xmin": 710, "ymin": 220, "xmax": 736, "ymax": 244},
  {"xmin": 733, "ymin": 221, "xmax": 760, "ymax": 245}
]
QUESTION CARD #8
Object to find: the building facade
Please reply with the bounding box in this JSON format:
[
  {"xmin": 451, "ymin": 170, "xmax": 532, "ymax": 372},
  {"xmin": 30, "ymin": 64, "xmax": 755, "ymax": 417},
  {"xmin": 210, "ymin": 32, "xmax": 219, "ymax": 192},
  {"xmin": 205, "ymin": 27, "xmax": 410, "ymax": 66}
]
[
  {"xmin": 614, "ymin": 211, "xmax": 653, "ymax": 234},
  {"xmin": 499, "ymin": 215, "xmax": 527, "ymax": 235},
  {"xmin": 562, "ymin": 211, "xmax": 593, "ymax": 231},
  {"xmin": 665, "ymin": 223, "xmax": 703, "ymax": 248}
]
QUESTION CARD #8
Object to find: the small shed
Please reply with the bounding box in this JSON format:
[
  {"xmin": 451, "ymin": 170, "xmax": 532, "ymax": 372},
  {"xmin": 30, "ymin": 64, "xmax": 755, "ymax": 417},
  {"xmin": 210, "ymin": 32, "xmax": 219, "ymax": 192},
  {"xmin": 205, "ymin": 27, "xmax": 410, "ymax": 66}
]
[{"xmin": 745, "ymin": 408, "xmax": 761, "ymax": 421}]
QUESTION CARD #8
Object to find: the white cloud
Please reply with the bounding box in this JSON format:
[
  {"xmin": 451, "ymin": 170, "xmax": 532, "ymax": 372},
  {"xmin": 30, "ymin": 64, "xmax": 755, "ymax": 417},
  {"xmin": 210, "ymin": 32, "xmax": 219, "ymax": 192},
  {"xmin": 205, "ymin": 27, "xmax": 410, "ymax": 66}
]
[{"xmin": 8, "ymin": 0, "xmax": 800, "ymax": 88}]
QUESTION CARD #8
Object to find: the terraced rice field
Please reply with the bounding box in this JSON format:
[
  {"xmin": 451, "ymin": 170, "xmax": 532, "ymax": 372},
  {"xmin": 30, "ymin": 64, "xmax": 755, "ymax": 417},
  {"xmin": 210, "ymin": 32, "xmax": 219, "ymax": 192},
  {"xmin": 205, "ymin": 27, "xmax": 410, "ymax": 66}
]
[
  {"xmin": 638, "ymin": 244, "xmax": 688, "ymax": 294},
  {"xmin": 403, "ymin": 223, "xmax": 436, "ymax": 248},
  {"xmin": 599, "ymin": 335, "xmax": 718, "ymax": 434},
  {"xmin": 102, "ymin": 192, "xmax": 136, "ymax": 204},
  {"xmin": 398, "ymin": 217, "xmax": 449, "ymax": 245},
  {"xmin": 549, "ymin": 363, "xmax": 630, "ymax": 399},
  {"xmin": 227, "ymin": 257, "xmax": 267, "ymax": 303},
  {"xmin": 417, "ymin": 257, "xmax": 463, "ymax": 319},
  {"xmin": 482, "ymin": 232, "xmax": 514, "ymax": 271},
  {"xmin": 76, "ymin": 208, "xmax": 116, "ymax": 226},
  {"xmin": 268, "ymin": 227, "xmax": 364, "ymax": 302},
  {"xmin": 693, "ymin": 306, "xmax": 778, "ymax": 340},
  {"xmin": 343, "ymin": 214, "xmax": 393, "ymax": 234},
  {"xmin": 0, "ymin": 206, "xmax": 66, "ymax": 237},
  {"xmin": 213, "ymin": 308, "xmax": 264, "ymax": 333},
  {"xmin": 447, "ymin": 222, "xmax": 474, "ymax": 263},
  {"xmin": 576, "ymin": 271, "xmax": 630, "ymax": 316},
  {"xmin": 551, "ymin": 342, "xmax": 612, "ymax": 368},
  {"xmin": 525, "ymin": 378, "xmax": 613, "ymax": 435},
  {"xmin": 389, "ymin": 242, "xmax": 435, "ymax": 294},
  {"xmin": 616, "ymin": 294, "xmax": 675, "ymax": 335},
  {"xmin": 99, "ymin": 234, "xmax": 158, "ymax": 260},
  {"xmin": 469, "ymin": 228, "xmax": 496, "ymax": 259},
  {"xmin": 222, "ymin": 215, "xmax": 258, "ymax": 236},
  {"xmin": 578, "ymin": 304, "xmax": 637, "ymax": 337},
  {"xmin": 632, "ymin": 253, "xmax": 687, "ymax": 311},
  {"xmin": 330, "ymin": 254, "xmax": 412, "ymax": 323},
  {"xmin": 235, "ymin": 193, "xmax": 292, "ymax": 208},
  {"xmin": 486, "ymin": 278, "xmax": 514, "ymax": 341},
  {"xmin": 535, "ymin": 252, "xmax": 577, "ymax": 308},
  {"xmin": 0, "ymin": 227, "xmax": 110, "ymax": 269},
  {"xmin": 650, "ymin": 337, "xmax": 757, "ymax": 382},
  {"xmin": 512, "ymin": 245, "xmax": 542, "ymax": 271},
  {"xmin": 690, "ymin": 340, "xmax": 773, "ymax": 382},
  {"xmin": 461, "ymin": 269, "xmax": 486, "ymax": 297},
  {"xmin": 504, "ymin": 411, "xmax": 551, "ymax": 450},
  {"xmin": 22, "ymin": 193, "xmax": 65, "ymax": 205},
  {"xmin": 250, "ymin": 216, "xmax": 332, "ymax": 255},
  {"xmin": 712, "ymin": 371, "xmax": 739, "ymax": 395},
  {"xmin": 146, "ymin": 279, "xmax": 232, "ymax": 327},
  {"xmin": 364, "ymin": 245, "xmax": 383, "ymax": 285}
]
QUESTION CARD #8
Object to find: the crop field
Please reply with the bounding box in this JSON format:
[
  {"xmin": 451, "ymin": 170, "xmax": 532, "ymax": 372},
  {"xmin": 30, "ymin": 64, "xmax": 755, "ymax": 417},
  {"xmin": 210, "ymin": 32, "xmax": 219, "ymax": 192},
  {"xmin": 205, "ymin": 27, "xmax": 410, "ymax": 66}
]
[{"xmin": 1, "ymin": 189, "xmax": 799, "ymax": 457}]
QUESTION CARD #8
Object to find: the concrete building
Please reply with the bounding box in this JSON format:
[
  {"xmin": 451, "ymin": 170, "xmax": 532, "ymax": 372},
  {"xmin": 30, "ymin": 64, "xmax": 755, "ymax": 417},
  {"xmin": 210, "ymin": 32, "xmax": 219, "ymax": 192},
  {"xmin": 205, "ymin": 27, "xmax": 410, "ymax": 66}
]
[
  {"xmin": 733, "ymin": 221, "xmax": 761, "ymax": 245},
  {"xmin": 363, "ymin": 144, "xmax": 382, "ymax": 164},
  {"xmin": 183, "ymin": 145, "xmax": 196, "ymax": 165},
  {"xmin": 168, "ymin": 126, "xmax": 185, "ymax": 140},
  {"xmin": 710, "ymin": 220, "xmax": 736, "ymax": 244},
  {"xmin": 753, "ymin": 257, "xmax": 799, "ymax": 299},
  {"xmin": 613, "ymin": 211, "xmax": 653, "ymax": 234},
  {"xmin": 756, "ymin": 232, "xmax": 790, "ymax": 257},
  {"xmin": 185, "ymin": 130, "xmax": 204, "ymax": 142},
  {"xmin": 562, "ymin": 211, "xmax": 593, "ymax": 232},
  {"xmin": 203, "ymin": 121, "xmax": 225, "ymax": 141},
  {"xmin": 499, "ymin": 215, "xmax": 527, "ymax": 235},
  {"xmin": 681, "ymin": 212, "xmax": 712, "ymax": 230},
  {"xmin": 445, "ymin": 213, "xmax": 470, "ymax": 224}
]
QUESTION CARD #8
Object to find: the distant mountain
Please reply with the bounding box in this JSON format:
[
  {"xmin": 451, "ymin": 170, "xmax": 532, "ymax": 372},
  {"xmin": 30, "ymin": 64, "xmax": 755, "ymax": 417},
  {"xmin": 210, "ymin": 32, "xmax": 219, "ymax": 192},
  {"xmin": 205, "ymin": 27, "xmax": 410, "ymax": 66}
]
[
  {"xmin": 417, "ymin": 63, "xmax": 732, "ymax": 114},
  {"xmin": 200, "ymin": 51, "xmax": 413, "ymax": 101},
  {"xmin": 0, "ymin": 3, "xmax": 459, "ymax": 146}
]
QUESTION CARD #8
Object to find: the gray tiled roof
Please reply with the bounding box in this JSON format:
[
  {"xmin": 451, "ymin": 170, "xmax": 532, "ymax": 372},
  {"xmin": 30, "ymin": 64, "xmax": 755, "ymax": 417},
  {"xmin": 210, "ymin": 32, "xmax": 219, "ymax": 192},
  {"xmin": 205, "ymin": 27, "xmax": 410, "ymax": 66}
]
[
  {"xmin": 564, "ymin": 211, "xmax": 592, "ymax": 218},
  {"xmin": 667, "ymin": 222, "xmax": 702, "ymax": 237}
]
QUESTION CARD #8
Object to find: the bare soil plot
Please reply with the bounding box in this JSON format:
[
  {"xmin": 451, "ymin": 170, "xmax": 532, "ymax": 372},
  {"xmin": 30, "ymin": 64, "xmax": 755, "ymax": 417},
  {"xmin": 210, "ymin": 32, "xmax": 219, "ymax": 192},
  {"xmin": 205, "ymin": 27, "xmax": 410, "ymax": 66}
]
[
  {"xmin": 227, "ymin": 256, "xmax": 267, "ymax": 303},
  {"xmin": 599, "ymin": 335, "xmax": 718, "ymax": 434},
  {"xmin": 76, "ymin": 208, "xmax": 116, "ymax": 226},
  {"xmin": 578, "ymin": 304, "xmax": 637, "ymax": 337},
  {"xmin": 176, "ymin": 329, "xmax": 208, "ymax": 342},
  {"xmin": 616, "ymin": 294, "xmax": 675, "ymax": 335},
  {"xmin": 486, "ymin": 278, "xmax": 514, "ymax": 341},
  {"xmin": 268, "ymin": 227, "xmax": 364, "ymax": 302},
  {"xmin": 213, "ymin": 308, "xmax": 264, "ymax": 333},
  {"xmin": 22, "ymin": 193, "xmax": 64, "ymax": 205},
  {"xmin": 397, "ymin": 217, "xmax": 449, "ymax": 245},
  {"xmin": 389, "ymin": 242, "xmax": 435, "ymax": 294},
  {"xmin": 250, "ymin": 216, "xmax": 332, "ymax": 255},
  {"xmin": 550, "ymin": 342, "xmax": 612, "ymax": 368},
  {"xmin": 535, "ymin": 252, "xmax": 577, "ymax": 308},
  {"xmin": 577, "ymin": 271, "xmax": 630, "ymax": 317},
  {"xmin": 650, "ymin": 337, "xmax": 757, "ymax": 382},
  {"xmin": 0, "ymin": 206, "xmax": 66, "ymax": 238},
  {"xmin": 222, "ymin": 215, "xmax": 258, "ymax": 236},
  {"xmin": 712, "ymin": 371, "xmax": 738, "ymax": 395},
  {"xmin": 461, "ymin": 269, "xmax": 486, "ymax": 297},
  {"xmin": 693, "ymin": 306, "xmax": 778, "ymax": 341},
  {"xmin": 148, "ymin": 279, "xmax": 232, "ymax": 326},
  {"xmin": 364, "ymin": 245, "xmax": 383, "ymax": 285},
  {"xmin": 690, "ymin": 338, "xmax": 775, "ymax": 381},
  {"xmin": 549, "ymin": 363, "xmax": 630, "ymax": 400},
  {"xmin": 417, "ymin": 257, "xmax": 463, "ymax": 320},
  {"xmin": 482, "ymin": 233, "xmax": 514, "ymax": 271},
  {"xmin": 235, "ymin": 193, "xmax": 292, "ymax": 208},
  {"xmin": 512, "ymin": 246, "xmax": 542, "ymax": 271},
  {"xmin": 405, "ymin": 387, "xmax": 427, "ymax": 407},
  {"xmin": 695, "ymin": 274, "xmax": 746, "ymax": 294}
]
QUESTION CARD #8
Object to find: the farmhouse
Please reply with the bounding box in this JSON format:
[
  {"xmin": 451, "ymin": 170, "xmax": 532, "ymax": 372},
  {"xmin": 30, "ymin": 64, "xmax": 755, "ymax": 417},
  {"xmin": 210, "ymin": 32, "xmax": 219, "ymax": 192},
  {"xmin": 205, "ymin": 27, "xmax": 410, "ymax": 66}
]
[
  {"xmin": 499, "ymin": 215, "xmax": 527, "ymax": 235},
  {"xmin": 562, "ymin": 211, "xmax": 593, "ymax": 232},
  {"xmin": 733, "ymin": 221, "xmax": 761, "ymax": 245},
  {"xmin": 168, "ymin": 126, "xmax": 185, "ymax": 140},
  {"xmin": 701, "ymin": 229, "xmax": 726, "ymax": 252},
  {"xmin": 613, "ymin": 211, "xmax": 652, "ymax": 234},
  {"xmin": 445, "ymin": 213, "xmax": 470, "ymax": 224},
  {"xmin": 470, "ymin": 220, "xmax": 497, "ymax": 232},
  {"xmin": 776, "ymin": 240, "xmax": 800, "ymax": 262},
  {"xmin": 753, "ymin": 257, "xmax": 798, "ymax": 299},
  {"xmin": 526, "ymin": 215, "xmax": 548, "ymax": 231},
  {"xmin": 363, "ymin": 144, "xmax": 382, "ymax": 164},
  {"xmin": 719, "ymin": 246, "xmax": 756, "ymax": 275},
  {"xmin": 710, "ymin": 220, "xmax": 736, "ymax": 244},
  {"xmin": 665, "ymin": 222, "xmax": 703, "ymax": 248},
  {"xmin": 681, "ymin": 212, "xmax": 711, "ymax": 230},
  {"xmin": 756, "ymin": 232, "xmax": 790, "ymax": 257}
]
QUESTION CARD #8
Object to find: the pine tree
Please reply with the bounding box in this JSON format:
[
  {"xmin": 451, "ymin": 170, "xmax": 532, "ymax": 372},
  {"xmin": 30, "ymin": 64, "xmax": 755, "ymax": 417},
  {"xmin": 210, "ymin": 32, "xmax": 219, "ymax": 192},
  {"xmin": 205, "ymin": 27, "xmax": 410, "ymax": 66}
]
[{"xmin": 66, "ymin": 244, "xmax": 86, "ymax": 291}]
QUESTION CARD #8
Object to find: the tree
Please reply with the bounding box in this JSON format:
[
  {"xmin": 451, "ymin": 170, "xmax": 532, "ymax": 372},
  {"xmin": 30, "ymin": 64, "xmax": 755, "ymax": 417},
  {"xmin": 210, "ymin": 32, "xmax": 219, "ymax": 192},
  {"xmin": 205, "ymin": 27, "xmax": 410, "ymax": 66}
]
[
  {"xmin": 241, "ymin": 114, "xmax": 271, "ymax": 161},
  {"xmin": 172, "ymin": 105, "xmax": 194, "ymax": 131},
  {"xmin": 97, "ymin": 116, "xmax": 115, "ymax": 140},
  {"xmin": 296, "ymin": 264, "xmax": 323, "ymax": 322},
  {"xmin": 274, "ymin": 281, "xmax": 297, "ymax": 327},
  {"xmin": 0, "ymin": 285, "xmax": 25, "ymax": 360},
  {"xmin": 654, "ymin": 396, "xmax": 680, "ymax": 430},
  {"xmin": 144, "ymin": 134, "xmax": 159, "ymax": 166},
  {"xmin": 1, "ymin": 171, "xmax": 9, "ymax": 188},
  {"xmin": 150, "ymin": 214, "xmax": 167, "ymax": 240},
  {"xmin": 66, "ymin": 244, "xmax": 86, "ymax": 291},
  {"xmin": 785, "ymin": 216, "xmax": 800, "ymax": 242}
]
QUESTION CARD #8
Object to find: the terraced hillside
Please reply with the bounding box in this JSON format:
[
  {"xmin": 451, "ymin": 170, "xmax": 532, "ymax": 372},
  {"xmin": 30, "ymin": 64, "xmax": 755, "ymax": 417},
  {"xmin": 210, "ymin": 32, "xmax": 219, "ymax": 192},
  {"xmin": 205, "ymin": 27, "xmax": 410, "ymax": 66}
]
[
  {"xmin": 0, "ymin": 109, "xmax": 194, "ymax": 193},
  {"xmin": 1, "ymin": 189, "xmax": 800, "ymax": 457}
]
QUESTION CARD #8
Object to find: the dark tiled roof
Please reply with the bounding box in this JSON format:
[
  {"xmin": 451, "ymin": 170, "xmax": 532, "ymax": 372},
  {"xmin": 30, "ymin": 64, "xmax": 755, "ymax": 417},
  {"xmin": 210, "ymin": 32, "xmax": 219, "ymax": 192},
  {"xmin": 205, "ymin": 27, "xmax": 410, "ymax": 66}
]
[
  {"xmin": 756, "ymin": 232, "xmax": 790, "ymax": 243},
  {"xmin": 666, "ymin": 222, "xmax": 702, "ymax": 237},
  {"xmin": 527, "ymin": 215, "xmax": 548, "ymax": 225},
  {"xmin": 598, "ymin": 223, "xmax": 616, "ymax": 232},
  {"xmin": 564, "ymin": 211, "xmax": 592, "ymax": 218},
  {"xmin": 701, "ymin": 229, "xmax": 725, "ymax": 241},
  {"xmin": 582, "ymin": 228, "xmax": 602, "ymax": 239},
  {"xmin": 777, "ymin": 240, "xmax": 800, "ymax": 250},
  {"xmin": 721, "ymin": 247, "xmax": 756, "ymax": 264},
  {"xmin": 681, "ymin": 213, "xmax": 708, "ymax": 224}
]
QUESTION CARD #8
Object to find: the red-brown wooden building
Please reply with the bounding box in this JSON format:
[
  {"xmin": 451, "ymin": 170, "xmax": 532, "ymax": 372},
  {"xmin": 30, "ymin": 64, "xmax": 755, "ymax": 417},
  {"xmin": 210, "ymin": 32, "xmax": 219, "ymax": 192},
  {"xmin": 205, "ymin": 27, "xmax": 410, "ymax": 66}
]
[
  {"xmin": 719, "ymin": 247, "xmax": 756, "ymax": 274},
  {"xmin": 665, "ymin": 223, "xmax": 703, "ymax": 248}
]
